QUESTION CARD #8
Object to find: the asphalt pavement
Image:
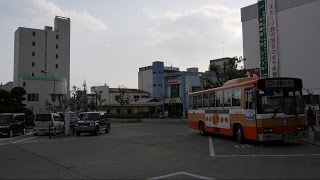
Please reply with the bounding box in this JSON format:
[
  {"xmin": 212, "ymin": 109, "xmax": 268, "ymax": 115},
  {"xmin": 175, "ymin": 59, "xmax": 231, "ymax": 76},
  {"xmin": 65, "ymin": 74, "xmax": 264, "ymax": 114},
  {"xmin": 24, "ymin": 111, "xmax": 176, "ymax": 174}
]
[{"xmin": 1, "ymin": 119, "xmax": 320, "ymax": 179}]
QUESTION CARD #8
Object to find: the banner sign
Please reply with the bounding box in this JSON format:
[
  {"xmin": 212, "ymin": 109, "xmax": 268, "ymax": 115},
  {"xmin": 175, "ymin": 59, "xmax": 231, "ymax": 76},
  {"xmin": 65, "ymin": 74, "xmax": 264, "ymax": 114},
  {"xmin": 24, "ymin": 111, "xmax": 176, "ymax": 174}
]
[
  {"xmin": 266, "ymin": 0, "xmax": 279, "ymax": 78},
  {"xmin": 258, "ymin": 0, "xmax": 268, "ymax": 77}
]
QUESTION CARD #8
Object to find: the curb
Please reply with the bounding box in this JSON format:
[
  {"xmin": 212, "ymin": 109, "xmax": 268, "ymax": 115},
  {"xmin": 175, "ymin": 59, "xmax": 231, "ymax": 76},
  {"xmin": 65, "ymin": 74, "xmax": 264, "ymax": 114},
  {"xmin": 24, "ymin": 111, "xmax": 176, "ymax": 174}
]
[
  {"xmin": 298, "ymin": 138, "xmax": 320, "ymax": 148},
  {"xmin": 298, "ymin": 132, "xmax": 320, "ymax": 148},
  {"xmin": 110, "ymin": 119, "xmax": 142, "ymax": 123}
]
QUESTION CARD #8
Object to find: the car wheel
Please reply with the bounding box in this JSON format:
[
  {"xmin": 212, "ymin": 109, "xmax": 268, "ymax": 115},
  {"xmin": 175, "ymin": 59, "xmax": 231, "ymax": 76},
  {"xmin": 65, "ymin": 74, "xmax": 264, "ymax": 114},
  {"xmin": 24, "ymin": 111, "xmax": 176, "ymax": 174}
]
[
  {"xmin": 236, "ymin": 125, "xmax": 245, "ymax": 144},
  {"xmin": 93, "ymin": 127, "xmax": 99, "ymax": 136},
  {"xmin": 33, "ymin": 133, "xmax": 38, "ymax": 136},
  {"xmin": 199, "ymin": 122, "xmax": 206, "ymax": 136},
  {"xmin": 105, "ymin": 124, "xmax": 110, "ymax": 133},
  {"xmin": 77, "ymin": 131, "xmax": 80, "ymax": 136},
  {"xmin": 53, "ymin": 128, "xmax": 57, "ymax": 136},
  {"xmin": 8, "ymin": 130, "xmax": 14, "ymax": 138},
  {"xmin": 22, "ymin": 128, "xmax": 26, "ymax": 135}
]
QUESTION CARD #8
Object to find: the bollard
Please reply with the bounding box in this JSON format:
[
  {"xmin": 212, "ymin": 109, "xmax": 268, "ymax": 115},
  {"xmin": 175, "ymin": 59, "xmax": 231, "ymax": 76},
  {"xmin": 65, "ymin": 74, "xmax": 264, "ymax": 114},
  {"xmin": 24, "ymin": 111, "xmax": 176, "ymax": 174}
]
[{"xmin": 64, "ymin": 113, "xmax": 70, "ymax": 136}]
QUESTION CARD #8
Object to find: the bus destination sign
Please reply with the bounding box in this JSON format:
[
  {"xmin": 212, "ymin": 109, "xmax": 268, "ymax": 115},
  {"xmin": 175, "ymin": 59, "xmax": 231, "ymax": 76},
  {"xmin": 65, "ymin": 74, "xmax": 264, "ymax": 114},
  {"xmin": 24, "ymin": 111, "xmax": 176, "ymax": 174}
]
[{"xmin": 265, "ymin": 79, "xmax": 295, "ymax": 88}]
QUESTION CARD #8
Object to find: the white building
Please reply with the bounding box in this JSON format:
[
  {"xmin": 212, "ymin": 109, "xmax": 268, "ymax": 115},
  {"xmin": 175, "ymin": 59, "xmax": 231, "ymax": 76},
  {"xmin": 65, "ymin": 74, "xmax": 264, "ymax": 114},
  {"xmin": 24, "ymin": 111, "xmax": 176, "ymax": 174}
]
[
  {"xmin": 138, "ymin": 61, "xmax": 179, "ymax": 99},
  {"xmin": 241, "ymin": 0, "xmax": 320, "ymax": 95},
  {"xmin": 14, "ymin": 16, "xmax": 71, "ymax": 113}
]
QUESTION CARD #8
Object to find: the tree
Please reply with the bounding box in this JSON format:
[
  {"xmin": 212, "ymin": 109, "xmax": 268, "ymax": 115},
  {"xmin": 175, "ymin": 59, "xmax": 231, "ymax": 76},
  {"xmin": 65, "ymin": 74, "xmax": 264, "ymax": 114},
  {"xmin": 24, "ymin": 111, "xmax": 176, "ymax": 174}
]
[
  {"xmin": 10, "ymin": 87, "xmax": 26, "ymax": 112},
  {"xmin": 0, "ymin": 90, "xmax": 12, "ymax": 113},
  {"xmin": 201, "ymin": 56, "xmax": 247, "ymax": 89},
  {"xmin": 115, "ymin": 85, "xmax": 129, "ymax": 114}
]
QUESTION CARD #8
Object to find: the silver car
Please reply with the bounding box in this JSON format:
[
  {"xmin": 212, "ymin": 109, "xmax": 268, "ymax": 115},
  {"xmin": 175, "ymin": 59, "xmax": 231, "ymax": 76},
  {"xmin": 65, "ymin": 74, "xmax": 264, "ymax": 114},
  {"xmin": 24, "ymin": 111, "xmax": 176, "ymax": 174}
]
[{"xmin": 33, "ymin": 113, "xmax": 65, "ymax": 136}]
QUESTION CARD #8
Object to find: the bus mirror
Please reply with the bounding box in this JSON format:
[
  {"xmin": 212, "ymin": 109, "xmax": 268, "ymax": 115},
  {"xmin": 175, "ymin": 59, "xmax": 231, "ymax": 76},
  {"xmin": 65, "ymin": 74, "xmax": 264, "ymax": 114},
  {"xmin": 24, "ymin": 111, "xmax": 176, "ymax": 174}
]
[{"xmin": 256, "ymin": 89, "xmax": 264, "ymax": 95}]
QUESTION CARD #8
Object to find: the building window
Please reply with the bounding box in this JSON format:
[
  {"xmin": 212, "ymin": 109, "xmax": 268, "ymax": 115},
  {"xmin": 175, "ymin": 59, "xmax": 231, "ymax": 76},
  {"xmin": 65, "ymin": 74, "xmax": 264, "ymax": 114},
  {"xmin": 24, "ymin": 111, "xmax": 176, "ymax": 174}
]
[
  {"xmin": 56, "ymin": 64, "xmax": 58, "ymax": 69},
  {"xmin": 27, "ymin": 93, "xmax": 39, "ymax": 101},
  {"xmin": 32, "ymin": 41, "xmax": 35, "ymax": 46},
  {"xmin": 56, "ymin": 54, "xmax": 58, "ymax": 59},
  {"xmin": 158, "ymin": 84, "xmax": 162, "ymax": 87},
  {"xmin": 32, "ymin": 73, "xmax": 34, "ymax": 76},
  {"xmin": 33, "ymin": 32, "xmax": 35, "ymax": 36},
  {"xmin": 56, "ymin": 44, "xmax": 58, "ymax": 49},
  {"xmin": 153, "ymin": 84, "xmax": 157, "ymax": 87},
  {"xmin": 56, "ymin": 34, "xmax": 59, "ymax": 39},
  {"xmin": 32, "ymin": 62, "xmax": 35, "ymax": 67},
  {"xmin": 32, "ymin": 52, "xmax": 35, "ymax": 56},
  {"xmin": 23, "ymin": 82, "xmax": 26, "ymax": 87}
]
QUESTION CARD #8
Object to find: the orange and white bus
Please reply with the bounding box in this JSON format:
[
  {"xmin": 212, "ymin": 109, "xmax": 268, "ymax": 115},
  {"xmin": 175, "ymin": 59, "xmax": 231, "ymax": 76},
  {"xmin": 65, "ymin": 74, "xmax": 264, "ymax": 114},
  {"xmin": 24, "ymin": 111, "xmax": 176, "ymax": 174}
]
[{"xmin": 188, "ymin": 77, "xmax": 309, "ymax": 143}]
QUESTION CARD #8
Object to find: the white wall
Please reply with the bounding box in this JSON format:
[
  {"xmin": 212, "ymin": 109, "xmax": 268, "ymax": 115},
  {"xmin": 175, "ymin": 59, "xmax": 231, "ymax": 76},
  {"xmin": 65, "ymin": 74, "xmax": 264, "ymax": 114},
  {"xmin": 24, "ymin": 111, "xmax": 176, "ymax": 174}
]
[
  {"xmin": 138, "ymin": 69, "xmax": 153, "ymax": 96},
  {"xmin": 242, "ymin": 0, "xmax": 320, "ymax": 94}
]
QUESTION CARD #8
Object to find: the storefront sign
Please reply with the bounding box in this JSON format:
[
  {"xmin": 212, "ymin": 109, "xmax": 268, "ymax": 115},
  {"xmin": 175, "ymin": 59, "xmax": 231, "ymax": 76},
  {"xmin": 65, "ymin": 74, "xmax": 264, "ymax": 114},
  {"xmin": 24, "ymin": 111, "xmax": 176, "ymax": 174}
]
[
  {"xmin": 258, "ymin": 0, "xmax": 268, "ymax": 77},
  {"xmin": 166, "ymin": 77, "xmax": 181, "ymax": 85},
  {"xmin": 266, "ymin": 0, "xmax": 279, "ymax": 78}
]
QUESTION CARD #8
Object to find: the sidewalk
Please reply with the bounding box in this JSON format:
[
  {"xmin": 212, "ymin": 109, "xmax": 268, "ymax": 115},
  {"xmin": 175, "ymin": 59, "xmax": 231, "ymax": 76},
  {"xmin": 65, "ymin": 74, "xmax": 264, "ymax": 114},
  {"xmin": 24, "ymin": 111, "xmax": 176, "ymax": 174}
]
[{"xmin": 299, "ymin": 125, "xmax": 320, "ymax": 147}]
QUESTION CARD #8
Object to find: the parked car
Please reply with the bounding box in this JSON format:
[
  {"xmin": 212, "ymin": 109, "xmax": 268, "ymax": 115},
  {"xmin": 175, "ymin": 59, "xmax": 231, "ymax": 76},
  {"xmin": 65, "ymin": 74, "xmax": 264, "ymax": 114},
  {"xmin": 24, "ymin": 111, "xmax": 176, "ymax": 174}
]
[
  {"xmin": 33, "ymin": 113, "xmax": 64, "ymax": 136},
  {"xmin": 0, "ymin": 113, "xmax": 26, "ymax": 138},
  {"xmin": 75, "ymin": 112, "xmax": 110, "ymax": 136},
  {"xmin": 58, "ymin": 111, "xmax": 79, "ymax": 128}
]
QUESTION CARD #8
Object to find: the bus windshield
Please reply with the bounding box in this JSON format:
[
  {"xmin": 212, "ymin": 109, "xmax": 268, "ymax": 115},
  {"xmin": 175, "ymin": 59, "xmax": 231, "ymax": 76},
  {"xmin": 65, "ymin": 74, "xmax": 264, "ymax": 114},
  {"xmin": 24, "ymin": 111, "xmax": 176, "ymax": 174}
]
[{"xmin": 257, "ymin": 89, "xmax": 304, "ymax": 115}]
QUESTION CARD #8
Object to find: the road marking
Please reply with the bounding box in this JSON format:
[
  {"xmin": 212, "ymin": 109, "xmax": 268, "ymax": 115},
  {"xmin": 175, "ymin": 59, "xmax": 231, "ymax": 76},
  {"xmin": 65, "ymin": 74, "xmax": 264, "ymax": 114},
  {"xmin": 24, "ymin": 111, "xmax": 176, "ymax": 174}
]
[
  {"xmin": 245, "ymin": 144, "xmax": 253, "ymax": 148},
  {"xmin": 240, "ymin": 145, "xmax": 246, "ymax": 148},
  {"xmin": 234, "ymin": 145, "xmax": 240, "ymax": 148},
  {"xmin": 12, "ymin": 136, "xmax": 37, "ymax": 144},
  {"xmin": 148, "ymin": 171, "xmax": 213, "ymax": 180},
  {"xmin": 209, "ymin": 136, "xmax": 215, "ymax": 157},
  {"xmin": 0, "ymin": 136, "xmax": 38, "ymax": 146},
  {"xmin": 214, "ymin": 154, "xmax": 320, "ymax": 158}
]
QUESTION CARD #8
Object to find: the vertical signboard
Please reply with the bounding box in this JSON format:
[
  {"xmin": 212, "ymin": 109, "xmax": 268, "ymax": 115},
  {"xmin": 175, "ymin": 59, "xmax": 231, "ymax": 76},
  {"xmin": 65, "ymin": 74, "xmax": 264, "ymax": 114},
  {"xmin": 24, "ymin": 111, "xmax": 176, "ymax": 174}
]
[
  {"xmin": 258, "ymin": 0, "xmax": 268, "ymax": 77},
  {"xmin": 266, "ymin": 0, "xmax": 279, "ymax": 78}
]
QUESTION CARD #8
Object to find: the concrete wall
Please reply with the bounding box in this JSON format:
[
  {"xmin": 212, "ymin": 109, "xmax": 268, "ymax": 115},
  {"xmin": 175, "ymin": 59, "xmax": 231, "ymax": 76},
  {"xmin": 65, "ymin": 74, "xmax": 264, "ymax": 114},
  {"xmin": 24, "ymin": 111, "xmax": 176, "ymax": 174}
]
[
  {"xmin": 242, "ymin": 0, "xmax": 320, "ymax": 94},
  {"xmin": 138, "ymin": 69, "xmax": 153, "ymax": 97}
]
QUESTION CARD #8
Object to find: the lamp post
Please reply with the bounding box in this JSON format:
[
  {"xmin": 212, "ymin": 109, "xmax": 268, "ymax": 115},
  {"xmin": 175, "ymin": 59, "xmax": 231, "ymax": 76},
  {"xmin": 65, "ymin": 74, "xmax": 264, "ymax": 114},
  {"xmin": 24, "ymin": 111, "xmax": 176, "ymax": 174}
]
[{"xmin": 41, "ymin": 70, "xmax": 56, "ymax": 112}]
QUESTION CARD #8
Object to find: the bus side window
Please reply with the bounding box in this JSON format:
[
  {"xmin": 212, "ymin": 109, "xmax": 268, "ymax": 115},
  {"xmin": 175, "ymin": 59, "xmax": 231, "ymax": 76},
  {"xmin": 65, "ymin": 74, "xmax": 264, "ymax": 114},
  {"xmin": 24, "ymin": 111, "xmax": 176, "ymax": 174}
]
[
  {"xmin": 245, "ymin": 88, "xmax": 254, "ymax": 109},
  {"xmin": 193, "ymin": 96, "xmax": 198, "ymax": 109}
]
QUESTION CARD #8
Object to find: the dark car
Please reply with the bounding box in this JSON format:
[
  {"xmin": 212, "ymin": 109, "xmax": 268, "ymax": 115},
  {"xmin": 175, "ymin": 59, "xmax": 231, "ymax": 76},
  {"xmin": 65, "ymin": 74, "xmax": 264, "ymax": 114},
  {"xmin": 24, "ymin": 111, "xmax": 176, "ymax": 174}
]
[
  {"xmin": 0, "ymin": 113, "xmax": 26, "ymax": 138},
  {"xmin": 74, "ymin": 112, "xmax": 110, "ymax": 136}
]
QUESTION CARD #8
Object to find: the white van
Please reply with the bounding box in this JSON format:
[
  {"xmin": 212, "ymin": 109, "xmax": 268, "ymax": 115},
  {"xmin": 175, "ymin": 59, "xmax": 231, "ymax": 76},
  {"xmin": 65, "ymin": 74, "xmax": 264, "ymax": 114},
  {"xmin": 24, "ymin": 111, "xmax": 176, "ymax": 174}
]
[{"xmin": 33, "ymin": 113, "xmax": 65, "ymax": 136}]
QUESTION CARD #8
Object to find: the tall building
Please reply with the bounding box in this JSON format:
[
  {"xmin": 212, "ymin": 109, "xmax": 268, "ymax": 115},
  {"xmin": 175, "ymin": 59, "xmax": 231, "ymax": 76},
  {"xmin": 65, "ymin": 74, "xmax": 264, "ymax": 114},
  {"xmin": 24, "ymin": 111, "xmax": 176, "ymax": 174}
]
[
  {"xmin": 241, "ymin": 0, "xmax": 320, "ymax": 95},
  {"xmin": 14, "ymin": 16, "xmax": 71, "ymax": 113}
]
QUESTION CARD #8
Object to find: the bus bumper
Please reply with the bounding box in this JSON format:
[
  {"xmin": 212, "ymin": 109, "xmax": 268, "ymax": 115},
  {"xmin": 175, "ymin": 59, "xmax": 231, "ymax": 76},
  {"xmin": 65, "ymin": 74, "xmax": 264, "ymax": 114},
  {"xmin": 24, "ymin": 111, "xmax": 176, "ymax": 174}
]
[{"xmin": 258, "ymin": 131, "xmax": 309, "ymax": 141}]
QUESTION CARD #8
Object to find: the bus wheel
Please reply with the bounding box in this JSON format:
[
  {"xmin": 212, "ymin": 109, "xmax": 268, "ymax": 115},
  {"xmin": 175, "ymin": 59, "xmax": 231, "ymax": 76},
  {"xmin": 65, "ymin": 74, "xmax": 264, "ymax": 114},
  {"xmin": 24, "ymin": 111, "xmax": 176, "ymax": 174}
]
[
  {"xmin": 199, "ymin": 122, "xmax": 206, "ymax": 136},
  {"xmin": 236, "ymin": 125, "xmax": 244, "ymax": 143}
]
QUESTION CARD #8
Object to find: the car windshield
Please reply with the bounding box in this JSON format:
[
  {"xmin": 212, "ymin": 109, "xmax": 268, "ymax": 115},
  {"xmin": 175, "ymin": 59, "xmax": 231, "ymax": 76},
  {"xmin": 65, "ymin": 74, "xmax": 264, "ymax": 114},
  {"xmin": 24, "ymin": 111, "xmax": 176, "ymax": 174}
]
[
  {"xmin": 257, "ymin": 89, "xmax": 305, "ymax": 115},
  {"xmin": 0, "ymin": 115, "xmax": 13, "ymax": 124},
  {"xmin": 35, "ymin": 114, "xmax": 52, "ymax": 121},
  {"xmin": 80, "ymin": 113, "xmax": 99, "ymax": 120}
]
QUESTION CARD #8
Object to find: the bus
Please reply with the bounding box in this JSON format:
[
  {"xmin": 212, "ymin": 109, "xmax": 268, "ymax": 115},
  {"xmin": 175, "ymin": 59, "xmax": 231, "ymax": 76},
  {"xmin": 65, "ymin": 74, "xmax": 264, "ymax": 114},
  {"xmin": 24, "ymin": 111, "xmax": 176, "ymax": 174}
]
[{"xmin": 188, "ymin": 77, "xmax": 309, "ymax": 143}]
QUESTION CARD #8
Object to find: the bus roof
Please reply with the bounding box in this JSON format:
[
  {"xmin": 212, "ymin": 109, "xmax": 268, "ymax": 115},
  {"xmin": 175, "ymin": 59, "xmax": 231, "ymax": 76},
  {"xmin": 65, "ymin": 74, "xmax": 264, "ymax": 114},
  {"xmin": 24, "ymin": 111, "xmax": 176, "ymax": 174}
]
[{"xmin": 189, "ymin": 77, "xmax": 260, "ymax": 96}]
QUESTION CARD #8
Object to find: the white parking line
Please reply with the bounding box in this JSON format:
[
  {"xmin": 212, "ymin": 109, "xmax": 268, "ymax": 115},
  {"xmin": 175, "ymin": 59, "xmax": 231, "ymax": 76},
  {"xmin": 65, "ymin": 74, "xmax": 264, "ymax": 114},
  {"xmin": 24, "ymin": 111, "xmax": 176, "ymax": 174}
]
[
  {"xmin": 245, "ymin": 144, "xmax": 253, "ymax": 148},
  {"xmin": 214, "ymin": 154, "xmax": 320, "ymax": 158},
  {"xmin": 209, "ymin": 136, "xmax": 215, "ymax": 157},
  {"xmin": 234, "ymin": 145, "xmax": 240, "ymax": 148},
  {"xmin": 12, "ymin": 136, "xmax": 37, "ymax": 144},
  {"xmin": 148, "ymin": 171, "xmax": 213, "ymax": 180},
  {"xmin": 0, "ymin": 136, "xmax": 37, "ymax": 146}
]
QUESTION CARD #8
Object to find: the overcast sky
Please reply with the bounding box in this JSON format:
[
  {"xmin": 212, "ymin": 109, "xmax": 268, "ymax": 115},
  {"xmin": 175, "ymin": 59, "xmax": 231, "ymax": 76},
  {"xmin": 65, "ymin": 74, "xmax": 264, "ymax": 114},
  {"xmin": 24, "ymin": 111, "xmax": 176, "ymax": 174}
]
[{"xmin": 0, "ymin": 0, "xmax": 256, "ymax": 89}]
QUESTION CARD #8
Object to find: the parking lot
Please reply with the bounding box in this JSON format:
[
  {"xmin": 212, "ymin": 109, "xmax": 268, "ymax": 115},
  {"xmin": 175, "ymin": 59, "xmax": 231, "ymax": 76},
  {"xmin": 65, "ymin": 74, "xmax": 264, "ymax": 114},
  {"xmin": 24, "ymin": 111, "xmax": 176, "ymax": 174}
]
[{"xmin": 1, "ymin": 119, "xmax": 320, "ymax": 179}]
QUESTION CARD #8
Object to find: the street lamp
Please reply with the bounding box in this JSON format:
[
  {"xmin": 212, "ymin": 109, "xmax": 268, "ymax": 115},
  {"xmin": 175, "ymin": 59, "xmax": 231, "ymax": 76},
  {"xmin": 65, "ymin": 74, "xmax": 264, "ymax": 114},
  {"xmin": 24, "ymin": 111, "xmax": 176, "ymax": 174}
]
[{"xmin": 41, "ymin": 70, "xmax": 56, "ymax": 112}]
